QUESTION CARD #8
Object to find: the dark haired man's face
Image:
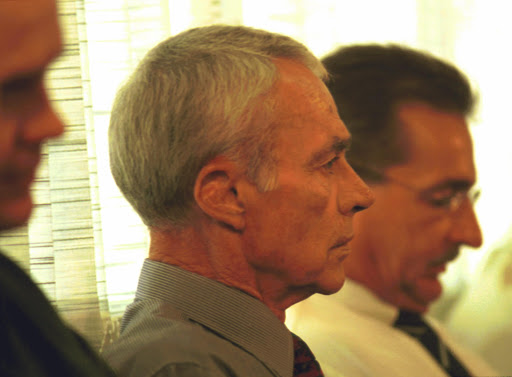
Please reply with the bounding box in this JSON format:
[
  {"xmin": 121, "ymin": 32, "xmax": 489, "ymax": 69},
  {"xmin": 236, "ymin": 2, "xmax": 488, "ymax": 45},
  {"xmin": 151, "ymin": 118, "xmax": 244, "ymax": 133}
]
[
  {"xmin": 347, "ymin": 102, "xmax": 482, "ymax": 313},
  {"xmin": 0, "ymin": 0, "xmax": 64, "ymax": 230}
]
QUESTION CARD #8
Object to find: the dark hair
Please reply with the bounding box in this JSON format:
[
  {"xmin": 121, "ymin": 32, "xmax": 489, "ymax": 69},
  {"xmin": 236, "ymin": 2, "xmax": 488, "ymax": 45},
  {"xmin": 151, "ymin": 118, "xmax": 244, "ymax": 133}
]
[{"xmin": 322, "ymin": 44, "xmax": 476, "ymax": 182}]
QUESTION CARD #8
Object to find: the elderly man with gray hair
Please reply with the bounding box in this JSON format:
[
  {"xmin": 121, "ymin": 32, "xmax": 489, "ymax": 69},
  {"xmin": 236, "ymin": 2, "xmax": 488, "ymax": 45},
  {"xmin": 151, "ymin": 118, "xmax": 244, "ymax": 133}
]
[{"xmin": 102, "ymin": 25, "xmax": 374, "ymax": 377}]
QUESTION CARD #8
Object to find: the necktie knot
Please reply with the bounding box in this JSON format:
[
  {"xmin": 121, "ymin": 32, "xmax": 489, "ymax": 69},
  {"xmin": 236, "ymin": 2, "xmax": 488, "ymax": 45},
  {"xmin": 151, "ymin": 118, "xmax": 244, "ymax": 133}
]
[
  {"xmin": 394, "ymin": 310, "xmax": 429, "ymax": 338},
  {"xmin": 291, "ymin": 332, "xmax": 324, "ymax": 377}
]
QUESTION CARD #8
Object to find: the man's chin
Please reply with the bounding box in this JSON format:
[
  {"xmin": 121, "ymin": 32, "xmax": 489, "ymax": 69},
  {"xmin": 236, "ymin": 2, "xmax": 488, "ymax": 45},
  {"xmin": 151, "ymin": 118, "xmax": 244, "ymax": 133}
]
[
  {"xmin": 314, "ymin": 270, "xmax": 346, "ymax": 295},
  {"xmin": 0, "ymin": 195, "xmax": 33, "ymax": 231},
  {"xmin": 413, "ymin": 276, "xmax": 443, "ymax": 306}
]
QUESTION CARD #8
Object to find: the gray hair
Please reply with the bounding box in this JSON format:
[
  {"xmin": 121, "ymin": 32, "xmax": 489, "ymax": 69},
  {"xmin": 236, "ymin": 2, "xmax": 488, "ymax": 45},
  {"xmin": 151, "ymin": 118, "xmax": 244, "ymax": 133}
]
[{"xmin": 109, "ymin": 25, "xmax": 327, "ymax": 228}]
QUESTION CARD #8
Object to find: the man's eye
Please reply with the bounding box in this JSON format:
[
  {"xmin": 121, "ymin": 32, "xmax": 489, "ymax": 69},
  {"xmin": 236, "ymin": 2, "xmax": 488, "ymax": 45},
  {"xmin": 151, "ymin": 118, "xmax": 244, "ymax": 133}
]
[
  {"xmin": 324, "ymin": 156, "xmax": 340, "ymax": 170},
  {"xmin": 2, "ymin": 72, "xmax": 42, "ymax": 95},
  {"xmin": 426, "ymin": 196, "xmax": 453, "ymax": 208},
  {"xmin": 0, "ymin": 72, "xmax": 44, "ymax": 116}
]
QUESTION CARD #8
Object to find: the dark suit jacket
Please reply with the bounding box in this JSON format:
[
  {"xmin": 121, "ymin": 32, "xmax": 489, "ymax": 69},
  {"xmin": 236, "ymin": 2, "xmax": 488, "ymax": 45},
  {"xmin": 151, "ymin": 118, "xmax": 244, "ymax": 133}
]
[{"xmin": 0, "ymin": 252, "xmax": 116, "ymax": 376}]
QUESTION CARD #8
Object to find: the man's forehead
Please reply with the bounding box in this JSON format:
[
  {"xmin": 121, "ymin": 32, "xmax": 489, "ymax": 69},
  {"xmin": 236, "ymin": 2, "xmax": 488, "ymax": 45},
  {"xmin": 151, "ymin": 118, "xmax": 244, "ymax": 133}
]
[
  {"xmin": 0, "ymin": 0, "xmax": 61, "ymax": 82},
  {"xmin": 398, "ymin": 103, "xmax": 473, "ymax": 158},
  {"xmin": 382, "ymin": 103, "xmax": 477, "ymax": 193},
  {"xmin": 265, "ymin": 58, "xmax": 352, "ymax": 167},
  {"xmin": 272, "ymin": 60, "xmax": 340, "ymax": 122}
]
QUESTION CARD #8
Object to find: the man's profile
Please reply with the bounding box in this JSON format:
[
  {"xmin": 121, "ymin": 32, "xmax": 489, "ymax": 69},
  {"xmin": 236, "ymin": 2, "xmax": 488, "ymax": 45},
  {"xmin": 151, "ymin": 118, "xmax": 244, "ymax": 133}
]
[
  {"xmin": 102, "ymin": 25, "xmax": 374, "ymax": 377},
  {"xmin": 0, "ymin": 0, "xmax": 116, "ymax": 375},
  {"xmin": 288, "ymin": 44, "xmax": 497, "ymax": 377}
]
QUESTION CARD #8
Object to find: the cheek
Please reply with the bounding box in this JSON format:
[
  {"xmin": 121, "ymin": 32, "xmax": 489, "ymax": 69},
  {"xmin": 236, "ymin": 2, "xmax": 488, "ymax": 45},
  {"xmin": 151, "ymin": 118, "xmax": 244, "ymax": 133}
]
[
  {"xmin": 408, "ymin": 216, "xmax": 453, "ymax": 256},
  {"xmin": 246, "ymin": 183, "xmax": 334, "ymax": 267},
  {"xmin": 269, "ymin": 178, "xmax": 332, "ymax": 224},
  {"xmin": 362, "ymin": 206, "xmax": 414, "ymax": 281},
  {"xmin": 282, "ymin": 183, "xmax": 334, "ymax": 241},
  {"xmin": 397, "ymin": 219, "xmax": 453, "ymax": 284},
  {"xmin": 0, "ymin": 119, "xmax": 17, "ymax": 163}
]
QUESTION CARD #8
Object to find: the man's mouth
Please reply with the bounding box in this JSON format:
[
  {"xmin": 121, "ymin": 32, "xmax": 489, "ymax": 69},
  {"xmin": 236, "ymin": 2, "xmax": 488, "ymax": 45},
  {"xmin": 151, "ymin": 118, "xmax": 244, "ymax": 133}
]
[
  {"xmin": 426, "ymin": 249, "xmax": 460, "ymax": 276},
  {"xmin": 331, "ymin": 234, "xmax": 354, "ymax": 250},
  {"xmin": 425, "ymin": 264, "xmax": 446, "ymax": 277},
  {"xmin": 430, "ymin": 249, "xmax": 459, "ymax": 267}
]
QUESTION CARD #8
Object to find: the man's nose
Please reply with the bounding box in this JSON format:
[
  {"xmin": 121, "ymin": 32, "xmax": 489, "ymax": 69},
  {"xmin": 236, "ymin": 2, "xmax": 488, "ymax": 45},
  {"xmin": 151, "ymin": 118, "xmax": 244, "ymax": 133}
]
[
  {"xmin": 338, "ymin": 165, "xmax": 375, "ymax": 215},
  {"xmin": 448, "ymin": 201, "xmax": 483, "ymax": 248},
  {"xmin": 21, "ymin": 98, "xmax": 64, "ymax": 144}
]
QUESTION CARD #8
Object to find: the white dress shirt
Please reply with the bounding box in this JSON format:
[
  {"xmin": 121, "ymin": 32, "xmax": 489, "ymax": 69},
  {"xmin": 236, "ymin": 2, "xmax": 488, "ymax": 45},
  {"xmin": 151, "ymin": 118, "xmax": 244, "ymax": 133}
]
[
  {"xmin": 286, "ymin": 279, "xmax": 497, "ymax": 377},
  {"xmin": 446, "ymin": 248, "xmax": 512, "ymax": 375}
]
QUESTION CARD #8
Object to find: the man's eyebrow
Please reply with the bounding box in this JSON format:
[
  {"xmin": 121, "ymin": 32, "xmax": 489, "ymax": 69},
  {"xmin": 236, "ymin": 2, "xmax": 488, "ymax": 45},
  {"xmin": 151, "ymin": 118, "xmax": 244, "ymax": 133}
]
[
  {"xmin": 333, "ymin": 137, "xmax": 352, "ymax": 153},
  {"xmin": 424, "ymin": 179, "xmax": 474, "ymax": 193},
  {"xmin": 309, "ymin": 136, "xmax": 352, "ymax": 166}
]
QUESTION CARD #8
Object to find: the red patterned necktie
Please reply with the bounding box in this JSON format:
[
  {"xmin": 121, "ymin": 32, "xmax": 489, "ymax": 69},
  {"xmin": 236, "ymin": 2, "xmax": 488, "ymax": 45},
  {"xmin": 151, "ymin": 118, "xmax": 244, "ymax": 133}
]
[{"xmin": 292, "ymin": 332, "xmax": 324, "ymax": 377}]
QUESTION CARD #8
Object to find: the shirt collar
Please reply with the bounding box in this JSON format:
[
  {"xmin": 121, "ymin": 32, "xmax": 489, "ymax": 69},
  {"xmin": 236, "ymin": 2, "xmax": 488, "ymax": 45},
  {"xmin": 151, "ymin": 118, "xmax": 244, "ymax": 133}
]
[
  {"xmin": 136, "ymin": 259, "xmax": 294, "ymax": 377},
  {"xmin": 338, "ymin": 278, "xmax": 400, "ymax": 325}
]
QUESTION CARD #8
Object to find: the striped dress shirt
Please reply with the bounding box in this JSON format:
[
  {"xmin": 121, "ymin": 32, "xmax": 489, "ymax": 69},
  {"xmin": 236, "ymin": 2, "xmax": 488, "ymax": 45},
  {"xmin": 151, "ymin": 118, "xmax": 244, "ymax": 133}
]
[{"xmin": 103, "ymin": 259, "xmax": 294, "ymax": 377}]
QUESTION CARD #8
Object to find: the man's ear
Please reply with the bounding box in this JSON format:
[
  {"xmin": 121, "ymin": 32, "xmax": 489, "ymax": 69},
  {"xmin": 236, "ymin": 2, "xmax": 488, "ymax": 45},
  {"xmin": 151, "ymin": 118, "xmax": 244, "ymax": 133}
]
[{"xmin": 194, "ymin": 156, "xmax": 246, "ymax": 231}]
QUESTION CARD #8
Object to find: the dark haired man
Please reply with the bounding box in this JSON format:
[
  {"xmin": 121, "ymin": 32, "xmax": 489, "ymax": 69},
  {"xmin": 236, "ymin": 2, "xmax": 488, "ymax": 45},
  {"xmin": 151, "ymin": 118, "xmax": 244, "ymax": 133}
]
[{"xmin": 288, "ymin": 44, "xmax": 496, "ymax": 377}]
